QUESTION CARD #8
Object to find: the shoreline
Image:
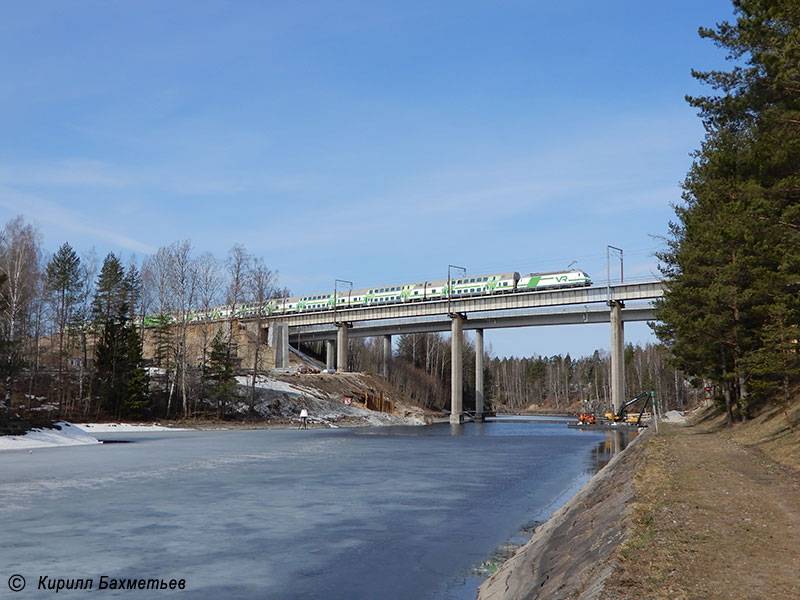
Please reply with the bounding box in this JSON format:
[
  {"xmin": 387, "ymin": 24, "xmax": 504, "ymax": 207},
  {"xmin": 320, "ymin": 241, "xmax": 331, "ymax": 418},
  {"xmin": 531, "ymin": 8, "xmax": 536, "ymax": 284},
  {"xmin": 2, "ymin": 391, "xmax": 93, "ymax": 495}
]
[
  {"xmin": 0, "ymin": 411, "xmax": 430, "ymax": 451},
  {"xmin": 476, "ymin": 425, "xmax": 650, "ymax": 599},
  {"xmin": 476, "ymin": 403, "xmax": 800, "ymax": 599}
]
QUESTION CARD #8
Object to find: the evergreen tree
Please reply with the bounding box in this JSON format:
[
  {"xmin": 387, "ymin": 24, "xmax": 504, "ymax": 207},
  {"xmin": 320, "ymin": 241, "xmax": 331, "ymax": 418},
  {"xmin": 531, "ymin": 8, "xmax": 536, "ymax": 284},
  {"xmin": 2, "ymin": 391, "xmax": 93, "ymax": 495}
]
[
  {"xmin": 122, "ymin": 326, "xmax": 149, "ymax": 418},
  {"xmin": 91, "ymin": 253, "xmax": 149, "ymax": 418},
  {"xmin": 206, "ymin": 330, "xmax": 236, "ymax": 419},
  {"xmin": 654, "ymin": 0, "xmax": 799, "ymax": 421},
  {"xmin": 91, "ymin": 252, "xmax": 128, "ymax": 324},
  {"xmin": 45, "ymin": 242, "xmax": 81, "ymax": 411}
]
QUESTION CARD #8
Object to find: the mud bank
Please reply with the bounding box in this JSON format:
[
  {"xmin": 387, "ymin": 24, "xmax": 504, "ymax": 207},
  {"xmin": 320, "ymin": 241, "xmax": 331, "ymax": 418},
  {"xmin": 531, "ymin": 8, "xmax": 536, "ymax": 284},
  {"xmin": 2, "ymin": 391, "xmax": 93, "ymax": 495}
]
[{"xmin": 477, "ymin": 428, "xmax": 651, "ymax": 600}]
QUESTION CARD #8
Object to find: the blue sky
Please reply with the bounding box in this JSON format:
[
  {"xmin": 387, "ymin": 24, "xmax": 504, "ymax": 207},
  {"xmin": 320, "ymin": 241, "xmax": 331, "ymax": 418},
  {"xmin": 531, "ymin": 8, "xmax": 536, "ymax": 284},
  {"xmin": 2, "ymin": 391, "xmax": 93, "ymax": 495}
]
[{"xmin": 0, "ymin": 0, "xmax": 736, "ymax": 358}]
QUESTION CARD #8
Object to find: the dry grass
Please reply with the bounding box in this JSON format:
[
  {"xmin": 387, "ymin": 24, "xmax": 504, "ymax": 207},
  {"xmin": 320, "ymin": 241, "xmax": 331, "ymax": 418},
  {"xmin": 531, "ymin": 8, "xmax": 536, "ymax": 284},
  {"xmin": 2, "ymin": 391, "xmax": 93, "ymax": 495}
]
[{"xmin": 600, "ymin": 398, "xmax": 800, "ymax": 600}]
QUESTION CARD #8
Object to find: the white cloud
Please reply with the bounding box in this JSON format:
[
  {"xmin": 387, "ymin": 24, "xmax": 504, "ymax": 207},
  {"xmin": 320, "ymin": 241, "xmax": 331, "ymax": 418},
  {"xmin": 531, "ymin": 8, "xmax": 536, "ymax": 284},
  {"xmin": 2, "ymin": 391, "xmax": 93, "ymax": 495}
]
[{"xmin": 0, "ymin": 186, "xmax": 155, "ymax": 254}]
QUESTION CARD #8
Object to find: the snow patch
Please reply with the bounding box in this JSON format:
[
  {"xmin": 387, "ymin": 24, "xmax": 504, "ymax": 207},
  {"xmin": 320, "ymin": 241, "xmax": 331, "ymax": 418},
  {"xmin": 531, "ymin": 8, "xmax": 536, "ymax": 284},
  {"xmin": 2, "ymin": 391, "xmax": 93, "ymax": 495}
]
[
  {"xmin": 75, "ymin": 423, "xmax": 193, "ymax": 433},
  {"xmin": 662, "ymin": 410, "xmax": 687, "ymax": 424},
  {"xmin": 235, "ymin": 375, "xmax": 326, "ymax": 399},
  {"xmin": 0, "ymin": 422, "xmax": 101, "ymax": 451}
]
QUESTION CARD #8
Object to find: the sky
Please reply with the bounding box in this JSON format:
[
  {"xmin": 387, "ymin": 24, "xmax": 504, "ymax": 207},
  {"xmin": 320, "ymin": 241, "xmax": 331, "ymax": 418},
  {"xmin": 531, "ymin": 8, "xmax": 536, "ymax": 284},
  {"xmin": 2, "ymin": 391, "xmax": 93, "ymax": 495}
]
[{"xmin": 0, "ymin": 0, "xmax": 737, "ymax": 359}]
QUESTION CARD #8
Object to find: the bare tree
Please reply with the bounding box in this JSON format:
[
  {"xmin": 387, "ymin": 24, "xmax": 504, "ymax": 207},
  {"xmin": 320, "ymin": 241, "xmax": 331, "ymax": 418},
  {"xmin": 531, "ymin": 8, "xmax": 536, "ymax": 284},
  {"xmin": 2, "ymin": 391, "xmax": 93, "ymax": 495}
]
[
  {"xmin": 195, "ymin": 251, "xmax": 223, "ymax": 406},
  {"xmin": 142, "ymin": 247, "xmax": 177, "ymax": 411},
  {"xmin": 0, "ymin": 216, "xmax": 42, "ymax": 408},
  {"xmin": 225, "ymin": 244, "xmax": 251, "ymax": 367},
  {"xmin": 166, "ymin": 241, "xmax": 198, "ymax": 418},
  {"xmin": 75, "ymin": 250, "xmax": 98, "ymax": 416},
  {"xmin": 142, "ymin": 242, "xmax": 199, "ymax": 418},
  {"xmin": 245, "ymin": 257, "xmax": 277, "ymax": 412}
]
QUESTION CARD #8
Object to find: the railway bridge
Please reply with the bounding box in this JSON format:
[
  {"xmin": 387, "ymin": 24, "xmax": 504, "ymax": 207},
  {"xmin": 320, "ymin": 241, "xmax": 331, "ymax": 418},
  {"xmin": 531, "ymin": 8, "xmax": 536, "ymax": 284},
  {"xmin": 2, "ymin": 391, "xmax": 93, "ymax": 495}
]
[{"xmin": 263, "ymin": 280, "xmax": 666, "ymax": 423}]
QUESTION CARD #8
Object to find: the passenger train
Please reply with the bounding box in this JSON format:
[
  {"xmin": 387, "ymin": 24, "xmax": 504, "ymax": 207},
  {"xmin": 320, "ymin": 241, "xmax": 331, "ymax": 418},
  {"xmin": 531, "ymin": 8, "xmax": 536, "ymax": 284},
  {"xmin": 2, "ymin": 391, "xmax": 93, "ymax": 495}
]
[{"xmin": 147, "ymin": 269, "xmax": 592, "ymax": 325}]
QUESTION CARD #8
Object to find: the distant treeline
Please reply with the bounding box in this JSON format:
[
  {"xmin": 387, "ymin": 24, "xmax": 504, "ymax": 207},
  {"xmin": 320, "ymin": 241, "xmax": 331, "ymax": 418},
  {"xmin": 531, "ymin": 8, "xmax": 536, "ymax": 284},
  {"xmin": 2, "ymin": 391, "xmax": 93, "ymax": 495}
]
[{"xmin": 328, "ymin": 334, "xmax": 689, "ymax": 413}]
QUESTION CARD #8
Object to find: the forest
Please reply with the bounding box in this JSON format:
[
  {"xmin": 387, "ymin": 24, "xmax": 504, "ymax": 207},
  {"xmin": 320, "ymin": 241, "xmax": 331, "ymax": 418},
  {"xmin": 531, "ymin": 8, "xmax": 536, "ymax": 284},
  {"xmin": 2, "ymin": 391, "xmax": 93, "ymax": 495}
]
[{"xmin": 653, "ymin": 0, "xmax": 799, "ymax": 424}]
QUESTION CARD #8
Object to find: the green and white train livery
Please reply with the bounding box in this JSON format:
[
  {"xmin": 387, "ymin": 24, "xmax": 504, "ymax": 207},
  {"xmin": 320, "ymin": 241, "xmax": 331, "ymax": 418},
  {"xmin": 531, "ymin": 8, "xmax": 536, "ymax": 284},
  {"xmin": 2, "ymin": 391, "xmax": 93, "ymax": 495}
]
[{"xmin": 149, "ymin": 269, "xmax": 591, "ymax": 323}]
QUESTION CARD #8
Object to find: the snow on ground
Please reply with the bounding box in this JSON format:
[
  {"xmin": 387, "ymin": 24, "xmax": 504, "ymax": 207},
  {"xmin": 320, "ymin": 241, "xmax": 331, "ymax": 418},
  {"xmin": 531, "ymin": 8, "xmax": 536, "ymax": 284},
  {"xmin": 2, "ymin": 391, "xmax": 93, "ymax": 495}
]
[
  {"xmin": 75, "ymin": 423, "xmax": 193, "ymax": 433},
  {"xmin": 0, "ymin": 422, "xmax": 101, "ymax": 451},
  {"xmin": 235, "ymin": 375, "xmax": 326, "ymax": 399},
  {"xmin": 663, "ymin": 410, "xmax": 687, "ymax": 424},
  {"xmin": 0, "ymin": 422, "xmax": 194, "ymax": 452}
]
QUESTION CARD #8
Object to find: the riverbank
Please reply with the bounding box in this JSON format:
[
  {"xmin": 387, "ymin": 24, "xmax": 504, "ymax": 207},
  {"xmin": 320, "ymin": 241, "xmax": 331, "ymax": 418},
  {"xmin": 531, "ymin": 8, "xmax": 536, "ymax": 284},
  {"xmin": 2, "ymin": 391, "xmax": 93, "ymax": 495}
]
[
  {"xmin": 476, "ymin": 421, "xmax": 650, "ymax": 599},
  {"xmin": 477, "ymin": 402, "xmax": 800, "ymax": 599},
  {"xmin": 1, "ymin": 370, "xmax": 436, "ymax": 449}
]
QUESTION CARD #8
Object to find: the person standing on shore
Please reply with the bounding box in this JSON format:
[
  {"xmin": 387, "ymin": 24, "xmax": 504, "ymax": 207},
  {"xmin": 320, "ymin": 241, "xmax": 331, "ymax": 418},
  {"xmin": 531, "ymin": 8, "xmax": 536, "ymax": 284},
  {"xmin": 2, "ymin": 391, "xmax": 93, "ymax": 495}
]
[{"xmin": 299, "ymin": 408, "xmax": 308, "ymax": 429}]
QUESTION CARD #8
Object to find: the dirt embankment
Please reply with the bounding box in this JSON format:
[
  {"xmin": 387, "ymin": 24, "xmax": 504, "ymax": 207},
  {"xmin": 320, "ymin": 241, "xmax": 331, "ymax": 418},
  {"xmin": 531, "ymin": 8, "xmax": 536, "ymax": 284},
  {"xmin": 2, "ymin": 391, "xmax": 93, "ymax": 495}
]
[
  {"xmin": 172, "ymin": 370, "xmax": 438, "ymax": 429},
  {"xmin": 477, "ymin": 402, "xmax": 800, "ymax": 600}
]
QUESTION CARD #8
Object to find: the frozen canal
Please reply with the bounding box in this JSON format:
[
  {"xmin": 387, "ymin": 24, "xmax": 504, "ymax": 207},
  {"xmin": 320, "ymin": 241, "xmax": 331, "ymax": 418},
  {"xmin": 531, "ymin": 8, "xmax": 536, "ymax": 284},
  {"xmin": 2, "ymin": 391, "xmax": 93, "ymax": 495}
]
[{"xmin": 1, "ymin": 421, "xmax": 621, "ymax": 599}]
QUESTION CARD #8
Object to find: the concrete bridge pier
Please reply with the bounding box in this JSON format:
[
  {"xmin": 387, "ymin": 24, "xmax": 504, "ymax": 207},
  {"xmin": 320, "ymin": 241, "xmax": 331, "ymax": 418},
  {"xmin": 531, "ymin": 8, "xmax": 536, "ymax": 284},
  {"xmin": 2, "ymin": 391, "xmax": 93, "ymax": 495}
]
[
  {"xmin": 382, "ymin": 334, "xmax": 392, "ymax": 378},
  {"xmin": 610, "ymin": 301, "xmax": 625, "ymax": 415},
  {"xmin": 269, "ymin": 322, "xmax": 289, "ymax": 369},
  {"xmin": 336, "ymin": 323, "xmax": 350, "ymax": 372},
  {"xmin": 450, "ymin": 313, "xmax": 464, "ymax": 424},
  {"xmin": 474, "ymin": 328, "xmax": 484, "ymax": 422},
  {"xmin": 325, "ymin": 340, "xmax": 335, "ymax": 370}
]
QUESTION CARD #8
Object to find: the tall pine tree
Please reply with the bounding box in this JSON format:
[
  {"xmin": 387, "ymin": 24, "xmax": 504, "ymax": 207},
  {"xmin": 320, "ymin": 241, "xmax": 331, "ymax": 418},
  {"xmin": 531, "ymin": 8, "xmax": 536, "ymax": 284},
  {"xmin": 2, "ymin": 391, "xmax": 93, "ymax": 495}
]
[
  {"xmin": 654, "ymin": 0, "xmax": 799, "ymax": 422},
  {"xmin": 91, "ymin": 253, "xmax": 149, "ymax": 418},
  {"xmin": 46, "ymin": 242, "xmax": 81, "ymax": 413}
]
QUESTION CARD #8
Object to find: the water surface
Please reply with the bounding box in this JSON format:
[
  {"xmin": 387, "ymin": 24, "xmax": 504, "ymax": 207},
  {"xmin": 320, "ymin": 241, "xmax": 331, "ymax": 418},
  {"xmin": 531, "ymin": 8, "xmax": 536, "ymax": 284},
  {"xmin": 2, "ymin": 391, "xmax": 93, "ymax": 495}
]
[{"xmin": 0, "ymin": 421, "xmax": 624, "ymax": 599}]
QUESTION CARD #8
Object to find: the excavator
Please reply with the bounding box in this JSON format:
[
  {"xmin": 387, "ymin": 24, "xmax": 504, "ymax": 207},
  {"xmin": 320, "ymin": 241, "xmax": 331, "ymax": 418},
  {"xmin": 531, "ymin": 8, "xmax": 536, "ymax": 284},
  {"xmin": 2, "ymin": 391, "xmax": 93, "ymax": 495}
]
[{"xmin": 604, "ymin": 391, "xmax": 652, "ymax": 426}]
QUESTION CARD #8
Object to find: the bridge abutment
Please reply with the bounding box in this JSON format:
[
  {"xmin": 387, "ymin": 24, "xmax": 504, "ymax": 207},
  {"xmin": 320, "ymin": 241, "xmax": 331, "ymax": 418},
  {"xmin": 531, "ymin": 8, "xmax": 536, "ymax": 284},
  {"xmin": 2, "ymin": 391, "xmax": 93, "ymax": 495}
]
[{"xmin": 450, "ymin": 313, "xmax": 464, "ymax": 424}]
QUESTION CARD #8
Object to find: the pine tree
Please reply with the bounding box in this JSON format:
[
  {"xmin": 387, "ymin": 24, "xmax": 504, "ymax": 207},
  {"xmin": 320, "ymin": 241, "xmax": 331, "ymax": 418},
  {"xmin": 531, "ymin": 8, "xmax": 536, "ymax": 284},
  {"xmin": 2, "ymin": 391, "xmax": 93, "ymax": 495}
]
[
  {"xmin": 122, "ymin": 326, "xmax": 149, "ymax": 418},
  {"xmin": 45, "ymin": 242, "xmax": 81, "ymax": 412},
  {"xmin": 91, "ymin": 253, "xmax": 150, "ymax": 418},
  {"xmin": 654, "ymin": 0, "xmax": 799, "ymax": 421},
  {"xmin": 91, "ymin": 252, "xmax": 127, "ymax": 324},
  {"xmin": 206, "ymin": 330, "xmax": 236, "ymax": 419}
]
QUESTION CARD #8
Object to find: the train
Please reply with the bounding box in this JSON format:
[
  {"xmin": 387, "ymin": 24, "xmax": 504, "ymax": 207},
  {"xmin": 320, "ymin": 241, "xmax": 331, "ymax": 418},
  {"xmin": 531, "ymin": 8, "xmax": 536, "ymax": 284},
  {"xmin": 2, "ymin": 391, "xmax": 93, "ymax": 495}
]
[{"xmin": 143, "ymin": 269, "xmax": 592, "ymax": 325}]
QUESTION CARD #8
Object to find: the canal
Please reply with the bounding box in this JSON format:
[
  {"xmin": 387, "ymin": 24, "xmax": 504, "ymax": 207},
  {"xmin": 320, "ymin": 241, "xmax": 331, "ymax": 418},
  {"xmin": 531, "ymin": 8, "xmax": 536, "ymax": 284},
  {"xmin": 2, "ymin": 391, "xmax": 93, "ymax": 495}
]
[{"xmin": 0, "ymin": 419, "xmax": 632, "ymax": 599}]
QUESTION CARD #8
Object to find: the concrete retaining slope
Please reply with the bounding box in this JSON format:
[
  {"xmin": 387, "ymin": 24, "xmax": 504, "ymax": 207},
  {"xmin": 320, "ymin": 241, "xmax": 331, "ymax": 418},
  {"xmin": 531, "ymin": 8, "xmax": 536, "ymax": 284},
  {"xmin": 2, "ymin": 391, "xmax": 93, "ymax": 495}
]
[{"xmin": 477, "ymin": 429, "xmax": 651, "ymax": 600}]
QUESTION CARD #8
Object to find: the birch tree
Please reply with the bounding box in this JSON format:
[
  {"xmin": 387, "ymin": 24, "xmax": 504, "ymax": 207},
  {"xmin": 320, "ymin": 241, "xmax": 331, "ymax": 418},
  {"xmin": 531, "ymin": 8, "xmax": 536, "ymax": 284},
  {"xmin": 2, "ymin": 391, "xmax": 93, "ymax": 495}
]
[
  {"xmin": 0, "ymin": 216, "xmax": 41, "ymax": 407},
  {"xmin": 245, "ymin": 257, "xmax": 277, "ymax": 412}
]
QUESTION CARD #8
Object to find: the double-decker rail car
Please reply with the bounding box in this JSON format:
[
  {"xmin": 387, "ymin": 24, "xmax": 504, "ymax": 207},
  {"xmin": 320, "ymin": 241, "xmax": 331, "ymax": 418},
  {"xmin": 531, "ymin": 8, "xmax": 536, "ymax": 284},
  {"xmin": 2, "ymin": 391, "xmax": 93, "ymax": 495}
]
[{"xmin": 143, "ymin": 268, "xmax": 592, "ymax": 324}]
